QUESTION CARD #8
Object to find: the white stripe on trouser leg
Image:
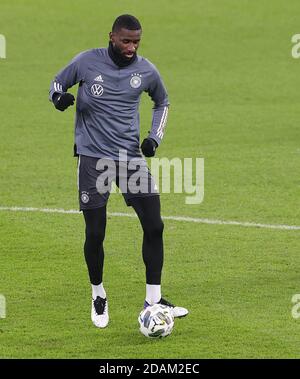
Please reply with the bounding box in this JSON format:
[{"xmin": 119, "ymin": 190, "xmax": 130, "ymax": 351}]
[{"xmin": 77, "ymin": 155, "xmax": 81, "ymax": 191}]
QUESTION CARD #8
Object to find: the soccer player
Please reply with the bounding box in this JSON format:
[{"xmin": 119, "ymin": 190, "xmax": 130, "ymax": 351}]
[{"xmin": 49, "ymin": 14, "xmax": 188, "ymax": 328}]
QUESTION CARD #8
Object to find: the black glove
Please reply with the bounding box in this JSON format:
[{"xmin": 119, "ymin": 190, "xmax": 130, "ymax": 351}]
[
  {"xmin": 53, "ymin": 92, "xmax": 75, "ymax": 111},
  {"xmin": 141, "ymin": 138, "xmax": 158, "ymax": 157}
]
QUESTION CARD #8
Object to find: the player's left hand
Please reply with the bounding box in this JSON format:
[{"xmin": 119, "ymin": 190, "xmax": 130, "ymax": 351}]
[{"xmin": 141, "ymin": 138, "xmax": 158, "ymax": 157}]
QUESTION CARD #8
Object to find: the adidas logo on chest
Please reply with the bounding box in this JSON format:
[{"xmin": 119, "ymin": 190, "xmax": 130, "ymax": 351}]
[{"xmin": 94, "ymin": 75, "xmax": 104, "ymax": 82}]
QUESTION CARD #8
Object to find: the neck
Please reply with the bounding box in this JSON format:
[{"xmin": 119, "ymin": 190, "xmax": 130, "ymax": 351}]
[{"xmin": 108, "ymin": 41, "xmax": 137, "ymax": 68}]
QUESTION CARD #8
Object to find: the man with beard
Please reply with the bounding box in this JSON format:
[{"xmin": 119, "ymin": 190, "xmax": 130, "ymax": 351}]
[{"xmin": 49, "ymin": 14, "xmax": 188, "ymax": 328}]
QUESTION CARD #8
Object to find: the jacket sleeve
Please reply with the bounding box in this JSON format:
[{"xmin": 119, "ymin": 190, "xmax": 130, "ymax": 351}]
[
  {"xmin": 49, "ymin": 52, "xmax": 85, "ymax": 102},
  {"xmin": 145, "ymin": 66, "xmax": 170, "ymax": 146}
]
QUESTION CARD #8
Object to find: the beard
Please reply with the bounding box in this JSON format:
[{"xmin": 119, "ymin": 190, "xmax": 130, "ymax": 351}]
[
  {"xmin": 114, "ymin": 43, "xmax": 136, "ymax": 60},
  {"xmin": 108, "ymin": 41, "xmax": 137, "ymax": 67}
]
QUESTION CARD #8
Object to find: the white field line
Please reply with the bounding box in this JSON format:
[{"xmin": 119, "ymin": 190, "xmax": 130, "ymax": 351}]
[{"xmin": 0, "ymin": 206, "xmax": 299, "ymax": 231}]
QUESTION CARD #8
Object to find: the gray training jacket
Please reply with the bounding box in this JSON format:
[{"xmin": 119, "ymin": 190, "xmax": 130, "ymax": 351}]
[{"xmin": 49, "ymin": 48, "xmax": 169, "ymax": 160}]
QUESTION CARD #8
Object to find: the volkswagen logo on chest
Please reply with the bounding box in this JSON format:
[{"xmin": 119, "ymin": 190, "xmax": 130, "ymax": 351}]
[{"xmin": 91, "ymin": 83, "xmax": 104, "ymax": 97}]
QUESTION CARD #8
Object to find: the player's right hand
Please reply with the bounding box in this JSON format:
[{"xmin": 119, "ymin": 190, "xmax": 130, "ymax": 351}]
[{"xmin": 53, "ymin": 92, "xmax": 75, "ymax": 111}]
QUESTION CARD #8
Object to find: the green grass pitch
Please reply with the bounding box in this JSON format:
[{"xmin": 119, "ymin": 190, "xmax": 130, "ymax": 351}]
[{"xmin": 0, "ymin": 0, "xmax": 300, "ymax": 358}]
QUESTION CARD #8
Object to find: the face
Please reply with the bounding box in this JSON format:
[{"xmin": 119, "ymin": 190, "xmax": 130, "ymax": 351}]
[{"xmin": 109, "ymin": 28, "xmax": 142, "ymax": 59}]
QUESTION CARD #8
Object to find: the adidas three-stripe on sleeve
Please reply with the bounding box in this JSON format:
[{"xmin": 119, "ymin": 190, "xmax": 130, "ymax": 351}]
[{"xmin": 145, "ymin": 64, "xmax": 169, "ymax": 146}]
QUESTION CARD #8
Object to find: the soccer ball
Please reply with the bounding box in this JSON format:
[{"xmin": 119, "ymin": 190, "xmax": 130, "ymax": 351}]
[{"xmin": 138, "ymin": 304, "xmax": 174, "ymax": 338}]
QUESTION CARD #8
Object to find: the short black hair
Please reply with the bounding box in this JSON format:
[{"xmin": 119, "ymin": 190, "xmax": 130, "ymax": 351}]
[{"xmin": 112, "ymin": 14, "xmax": 142, "ymax": 32}]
